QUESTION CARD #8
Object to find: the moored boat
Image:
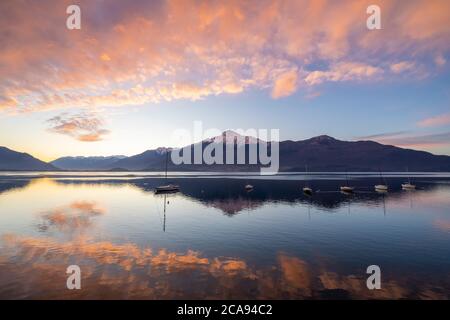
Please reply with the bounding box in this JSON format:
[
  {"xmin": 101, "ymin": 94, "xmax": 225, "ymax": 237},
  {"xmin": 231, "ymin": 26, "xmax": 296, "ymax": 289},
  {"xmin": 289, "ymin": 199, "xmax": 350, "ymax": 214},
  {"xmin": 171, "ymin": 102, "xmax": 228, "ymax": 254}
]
[
  {"xmin": 402, "ymin": 167, "xmax": 415, "ymax": 190},
  {"xmin": 155, "ymin": 150, "xmax": 180, "ymax": 194},
  {"xmin": 340, "ymin": 186, "xmax": 354, "ymax": 193},
  {"xmin": 303, "ymin": 187, "xmax": 313, "ymax": 195},
  {"xmin": 155, "ymin": 184, "xmax": 180, "ymax": 193},
  {"xmin": 402, "ymin": 183, "xmax": 416, "ymax": 190},
  {"xmin": 340, "ymin": 172, "xmax": 354, "ymax": 193},
  {"xmin": 375, "ymin": 184, "xmax": 388, "ymax": 193},
  {"xmin": 375, "ymin": 169, "xmax": 388, "ymax": 192},
  {"xmin": 303, "ymin": 164, "xmax": 313, "ymax": 195}
]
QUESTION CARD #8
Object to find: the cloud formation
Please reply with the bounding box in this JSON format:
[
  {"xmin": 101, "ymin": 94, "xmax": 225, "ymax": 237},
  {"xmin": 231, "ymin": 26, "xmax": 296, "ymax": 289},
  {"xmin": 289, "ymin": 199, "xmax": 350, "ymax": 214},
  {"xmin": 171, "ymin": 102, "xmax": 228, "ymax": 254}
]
[
  {"xmin": 271, "ymin": 70, "xmax": 298, "ymax": 99},
  {"xmin": 305, "ymin": 62, "xmax": 382, "ymax": 85},
  {"xmin": 47, "ymin": 112, "xmax": 110, "ymax": 142},
  {"xmin": 38, "ymin": 201, "xmax": 106, "ymax": 232},
  {"xmin": 356, "ymin": 131, "xmax": 450, "ymax": 149},
  {"xmin": 434, "ymin": 54, "xmax": 446, "ymax": 66},
  {"xmin": 1, "ymin": 234, "xmax": 448, "ymax": 299},
  {"xmin": 0, "ymin": 0, "xmax": 449, "ymax": 113},
  {"xmin": 418, "ymin": 113, "xmax": 450, "ymax": 127},
  {"xmin": 390, "ymin": 61, "xmax": 416, "ymax": 74}
]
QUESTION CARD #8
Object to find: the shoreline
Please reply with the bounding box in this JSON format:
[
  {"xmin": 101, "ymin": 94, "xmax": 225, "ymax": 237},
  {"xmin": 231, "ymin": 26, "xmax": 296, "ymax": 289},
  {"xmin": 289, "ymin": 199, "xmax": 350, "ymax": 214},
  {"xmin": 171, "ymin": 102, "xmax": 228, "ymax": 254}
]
[{"xmin": 1, "ymin": 171, "xmax": 450, "ymax": 180}]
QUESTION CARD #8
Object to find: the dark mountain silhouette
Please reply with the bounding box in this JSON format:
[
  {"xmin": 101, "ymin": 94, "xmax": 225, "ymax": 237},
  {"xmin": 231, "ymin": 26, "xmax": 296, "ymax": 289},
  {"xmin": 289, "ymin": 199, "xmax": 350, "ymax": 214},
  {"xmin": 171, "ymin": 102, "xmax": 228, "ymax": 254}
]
[
  {"xmin": 2, "ymin": 133, "xmax": 450, "ymax": 171},
  {"xmin": 277, "ymin": 135, "xmax": 450, "ymax": 171},
  {"xmin": 119, "ymin": 133, "xmax": 450, "ymax": 172},
  {"xmin": 0, "ymin": 146, "xmax": 57, "ymax": 171},
  {"xmin": 110, "ymin": 148, "xmax": 170, "ymax": 171},
  {"xmin": 51, "ymin": 155, "xmax": 127, "ymax": 170}
]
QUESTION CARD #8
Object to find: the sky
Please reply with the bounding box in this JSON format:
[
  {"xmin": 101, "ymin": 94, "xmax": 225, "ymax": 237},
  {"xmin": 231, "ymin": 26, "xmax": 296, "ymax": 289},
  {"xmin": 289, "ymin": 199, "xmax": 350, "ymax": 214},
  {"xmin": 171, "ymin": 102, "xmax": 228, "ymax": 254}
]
[{"xmin": 0, "ymin": 0, "xmax": 449, "ymax": 161}]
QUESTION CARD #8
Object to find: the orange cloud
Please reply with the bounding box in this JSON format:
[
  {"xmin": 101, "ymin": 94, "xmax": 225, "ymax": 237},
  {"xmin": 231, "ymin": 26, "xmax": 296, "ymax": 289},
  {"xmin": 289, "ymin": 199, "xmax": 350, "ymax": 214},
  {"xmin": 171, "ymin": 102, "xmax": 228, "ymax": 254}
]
[
  {"xmin": 47, "ymin": 112, "xmax": 110, "ymax": 142},
  {"xmin": 271, "ymin": 70, "xmax": 298, "ymax": 99},
  {"xmin": 2, "ymin": 234, "xmax": 448, "ymax": 299},
  {"xmin": 38, "ymin": 200, "xmax": 106, "ymax": 232},
  {"xmin": 0, "ymin": 0, "xmax": 449, "ymax": 113},
  {"xmin": 100, "ymin": 53, "xmax": 111, "ymax": 61}
]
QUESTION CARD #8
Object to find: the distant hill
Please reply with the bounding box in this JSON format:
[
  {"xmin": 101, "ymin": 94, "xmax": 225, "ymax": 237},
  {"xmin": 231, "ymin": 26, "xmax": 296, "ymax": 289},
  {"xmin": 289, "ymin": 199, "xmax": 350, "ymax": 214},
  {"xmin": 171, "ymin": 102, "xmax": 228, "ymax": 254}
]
[
  {"xmin": 109, "ymin": 148, "xmax": 169, "ymax": 171},
  {"xmin": 51, "ymin": 155, "xmax": 127, "ymax": 170},
  {"xmin": 0, "ymin": 146, "xmax": 57, "ymax": 171}
]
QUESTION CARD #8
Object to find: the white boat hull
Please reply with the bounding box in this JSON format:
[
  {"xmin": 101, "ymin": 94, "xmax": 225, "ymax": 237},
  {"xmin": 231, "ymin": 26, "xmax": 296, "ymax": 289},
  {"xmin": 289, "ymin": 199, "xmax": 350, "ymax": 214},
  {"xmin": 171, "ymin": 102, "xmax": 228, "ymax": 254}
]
[
  {"xmin": 340, "ymin": 186, "xmax": 354, "ymax": 192},
  {"xmin": 402, "ymin": 184, "xmax": 416, "ymax": 190},
  {"xmin": 303, "ymin": 187, "xmax": 313, "ymax": 193},
  {"xmin": 375, "ymin": 185, "xmax": 388, "ymax": 191}
]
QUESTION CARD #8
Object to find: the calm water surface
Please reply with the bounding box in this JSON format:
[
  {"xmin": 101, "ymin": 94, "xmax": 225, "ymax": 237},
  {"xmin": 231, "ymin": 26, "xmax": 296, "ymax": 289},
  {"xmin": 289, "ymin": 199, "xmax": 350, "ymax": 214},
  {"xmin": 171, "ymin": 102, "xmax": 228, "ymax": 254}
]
[{"xmin": 0, "ymin": 173, "xmax": 449, "ymax": 299}]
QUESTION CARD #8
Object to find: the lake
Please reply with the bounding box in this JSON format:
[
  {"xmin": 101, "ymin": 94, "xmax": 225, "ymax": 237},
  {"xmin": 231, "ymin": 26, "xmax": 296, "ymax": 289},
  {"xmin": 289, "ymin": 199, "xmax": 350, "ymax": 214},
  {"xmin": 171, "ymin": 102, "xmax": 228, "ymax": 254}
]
[{"xmin": 0, "ymin": 173, "xmax": 449, "ymax": 299}]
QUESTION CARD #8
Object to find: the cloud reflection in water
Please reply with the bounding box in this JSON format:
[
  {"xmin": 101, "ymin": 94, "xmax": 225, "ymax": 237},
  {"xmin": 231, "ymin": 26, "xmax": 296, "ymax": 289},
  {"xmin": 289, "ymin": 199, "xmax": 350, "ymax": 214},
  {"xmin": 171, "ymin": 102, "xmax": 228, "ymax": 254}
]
[{"xmin": 0, "ymin": 234, "xmax": 448, "ymax": 299}]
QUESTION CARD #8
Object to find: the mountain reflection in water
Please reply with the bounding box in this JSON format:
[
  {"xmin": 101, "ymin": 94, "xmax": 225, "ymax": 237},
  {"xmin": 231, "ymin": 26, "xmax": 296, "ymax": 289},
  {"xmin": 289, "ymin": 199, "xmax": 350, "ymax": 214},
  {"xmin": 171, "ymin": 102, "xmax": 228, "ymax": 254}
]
[{"xmin": 0, "ymin": 176, "xmax": 449, "ymax": 299}]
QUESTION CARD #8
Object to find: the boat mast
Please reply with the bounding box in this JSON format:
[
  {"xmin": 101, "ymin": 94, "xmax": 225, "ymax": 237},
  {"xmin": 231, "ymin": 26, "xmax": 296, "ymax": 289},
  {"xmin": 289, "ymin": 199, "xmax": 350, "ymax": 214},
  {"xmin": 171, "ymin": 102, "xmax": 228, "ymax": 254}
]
[
  {"xmin": 406, "ymin": 166, "xmax": 411, "ymax": 184},
  {"xmin": 305, "ymin": 164, "xmax": 309, "ymax": 187},
  {"xmin": 379, "ymin": 168, "xmax": 385, "ymax": 185},
  {"xmin": 165, "ymin": 150, "xmax": 168, "ymax": 180}
]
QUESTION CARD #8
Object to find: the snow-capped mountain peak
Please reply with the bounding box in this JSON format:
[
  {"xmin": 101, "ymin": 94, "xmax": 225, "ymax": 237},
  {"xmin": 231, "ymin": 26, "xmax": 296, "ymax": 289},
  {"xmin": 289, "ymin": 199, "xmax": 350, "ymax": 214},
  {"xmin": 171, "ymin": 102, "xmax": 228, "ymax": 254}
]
[{"xmin": 207, "ymin": 130, "xmax": 262, "ymax": 144}]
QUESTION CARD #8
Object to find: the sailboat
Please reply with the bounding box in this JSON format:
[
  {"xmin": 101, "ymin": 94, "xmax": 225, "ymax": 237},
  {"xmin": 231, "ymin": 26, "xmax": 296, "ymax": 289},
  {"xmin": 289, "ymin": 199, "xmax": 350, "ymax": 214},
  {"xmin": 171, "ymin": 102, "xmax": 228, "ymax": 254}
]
[
  {"xmin": 375, "ymin": 169, "xmax": 388, "ymax": 192},
  {"xmin": 155, "ymin": 150, "xmax": 180, "ymax": 193},
  {"xmin": 302, "ymin": 164, "xmax": 313, "ymax": 195},
  {"xmin": 340, "ymin": 171, "xmax": 354, "ymax": 193},
  {"xmin": 401, "ymin": 167, "xmax": 416, "ymax": 190}
]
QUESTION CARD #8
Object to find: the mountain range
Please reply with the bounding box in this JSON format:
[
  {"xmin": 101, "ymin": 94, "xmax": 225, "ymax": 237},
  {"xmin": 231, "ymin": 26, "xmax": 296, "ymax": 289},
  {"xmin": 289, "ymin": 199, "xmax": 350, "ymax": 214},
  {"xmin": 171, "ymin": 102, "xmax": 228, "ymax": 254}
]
[
  {"xmin": 0, "ymin": 146, "xmax": 57, "ymax": 171},
  {"xmin": 1, "ymin": 132, "xmax": 450, "ymax": 171},
  {"xmin": 51, "ymin": 155, "xmax": 127, "ymax": 170}
]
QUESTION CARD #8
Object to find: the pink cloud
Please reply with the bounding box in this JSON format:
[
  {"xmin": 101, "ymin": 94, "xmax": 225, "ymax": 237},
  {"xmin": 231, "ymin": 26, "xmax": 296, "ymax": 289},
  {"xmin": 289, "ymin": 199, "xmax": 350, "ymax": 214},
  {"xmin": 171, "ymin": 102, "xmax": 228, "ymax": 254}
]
[
  {"xmin": 418, "ymin": 113, "xmax": 450, "ymax": 127},
  {"xmin": 356, "ymin": 131, "xmax": 450, "ymax": 150},
  {"xmin": 305, "ymin": 91, "xmax": 322, "ymax": 99},
  {"xmin": 305, "ymin": 62, "xmax": 382, "ymax": 85},
  {"xmin": 390, "ymin": 61, "xmax": 416, "ymax": 74},
  {"xmin": 0, "ymin": 0, "xmax": 449, "ymax": 113},
  {"xmin": 47, "ymin": 112, "xmax": 110, "ymax": 142},
  {"xmin": 434, "ymin": 54, "xmax": 446, "ymax": 67}
]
